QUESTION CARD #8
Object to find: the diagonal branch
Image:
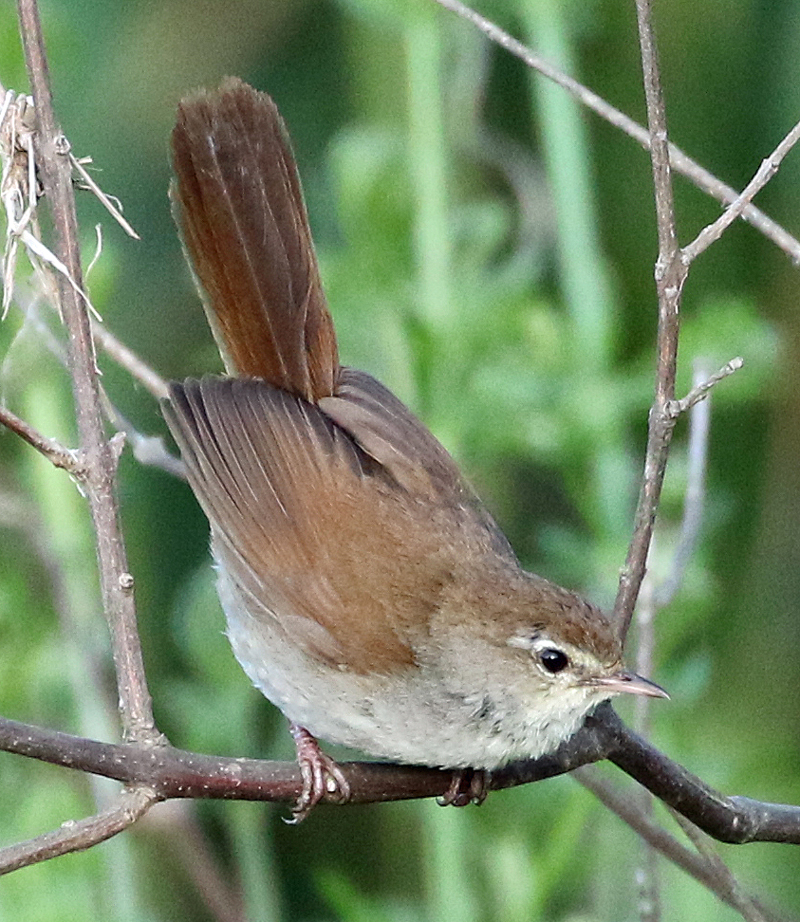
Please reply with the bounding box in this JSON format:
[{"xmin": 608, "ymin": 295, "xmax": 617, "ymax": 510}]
[
  {"xmin": 576, "ymin": 769, "xmax": 782, "ymax": 922},
  {"xmin": 667, "ymin": 808, "xmax": 778, "ymax": 922},
  {"xmin": 0, "ymin": 404, "xmax": 80, "ymax": 471},
  {"xmin": 666, "ymin": 357, "xmax": 744, "ymax": 418},
  {"xmin": 682, "ymin": 117, "xmax": 800, "ymax": 263},
  {"xmin": 431, "ymin": 0, "xmax": 800, "ymax": 262},
  {"xmin": 0, "ymin": 787, "xmax": 157, "ymax": 875}
]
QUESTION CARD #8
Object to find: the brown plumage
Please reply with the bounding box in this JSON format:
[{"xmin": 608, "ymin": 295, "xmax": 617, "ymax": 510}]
[
  {"xmin": 163, "ymin": 80, "xmax": 666, "ymax": 816},
  {"xmin": 172, "ymin": 78, "xmax": 337, "ymax": 399},
  {"xmin": 168, "ymin": 79, "xmax": 531, "ymax": 676}
]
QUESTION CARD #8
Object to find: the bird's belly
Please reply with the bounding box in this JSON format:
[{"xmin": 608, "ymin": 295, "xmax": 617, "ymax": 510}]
[{"xmin": 219, "ymin": 567, "xmax": 593, "ymax": 769}]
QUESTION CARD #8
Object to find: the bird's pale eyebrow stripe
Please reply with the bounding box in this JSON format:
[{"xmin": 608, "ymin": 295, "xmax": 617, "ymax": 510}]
[{"xmin": 507, "ymin": 632, "xmax": 543, "ymax": 650}]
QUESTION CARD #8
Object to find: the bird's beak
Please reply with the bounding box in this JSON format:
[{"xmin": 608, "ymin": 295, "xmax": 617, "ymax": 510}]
[{"xmin": 591, "ymin": 670, "xmax": 670, "ymax": 699}]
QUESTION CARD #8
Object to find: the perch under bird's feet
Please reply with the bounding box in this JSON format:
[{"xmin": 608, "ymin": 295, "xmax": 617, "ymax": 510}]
[
  {"xmin": 287, "ymin": 723, "xmax": 352, "ymax": 823},
  {"xmin": 438, "ymin": 768, "xmax": 490, "ymax": 807}
]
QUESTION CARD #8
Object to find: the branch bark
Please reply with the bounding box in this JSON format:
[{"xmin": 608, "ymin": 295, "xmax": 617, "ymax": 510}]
[
  {"xmin": 432, "ymin": 0, "xmax": 800, "ymax": 262},
  {"xmin": 1, "ymin": 703, "xmax": 799, "ymax": 875},
  {"xmin": 576, "ymin": 769, "xmax": 781, "ymax": 922},
  {"xmin": 613, "ymin": 0, "xmax": 685, "ymax": 638},
  {"xmin": 16, "ymin": 0, "xmax": 156, "ymax": 742},
  {"xmin": 0, "ymin": 787, "xmax": 157, "ymax": 875}
]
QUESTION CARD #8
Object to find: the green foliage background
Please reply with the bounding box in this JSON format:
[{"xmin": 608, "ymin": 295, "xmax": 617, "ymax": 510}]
[{"xmin": 1, "ymin": 0, "xmax": 799, "ymax": 919}]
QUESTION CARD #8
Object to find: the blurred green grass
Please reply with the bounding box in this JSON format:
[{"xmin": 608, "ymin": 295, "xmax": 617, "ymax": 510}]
[{"xmin": 1, "ymin": 0, "xmax": 799, "ymax": 919}]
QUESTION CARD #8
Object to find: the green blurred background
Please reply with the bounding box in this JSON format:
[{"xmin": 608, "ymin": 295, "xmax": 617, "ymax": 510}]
[{"xmin": 1, "ymin": 0, "xmax": 799, "ymax": 919}]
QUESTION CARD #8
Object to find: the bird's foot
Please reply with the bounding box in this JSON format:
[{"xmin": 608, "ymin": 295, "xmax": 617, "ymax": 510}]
[
  {"xmin": 437, "ymin": 768, "xmax": 490, "ymax": 807},
  {"xmin": 286, "ymin": 723, "xmax": 351, "ymax": 823}
]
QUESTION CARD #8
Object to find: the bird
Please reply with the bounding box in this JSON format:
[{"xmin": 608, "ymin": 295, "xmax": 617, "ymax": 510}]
[{"xmin": 163, "ymin": 77, "xmax": 667, "ymax": 821}]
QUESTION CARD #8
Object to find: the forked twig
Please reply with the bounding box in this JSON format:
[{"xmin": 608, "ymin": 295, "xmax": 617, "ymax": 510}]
[
  {"xmin": 613, "ymin": 0, "xmax": 684, "ymax": 637},
  {"xmin": 683, "ymin": 118, "xmax": 800, "ymax": 263},
  {"xmin": 667, "ymin": 357, "xmax": 744, "ymax": 417},
  {"xmin": 432, "ymin": 0, "xmax": 800, "ymax": 262}
]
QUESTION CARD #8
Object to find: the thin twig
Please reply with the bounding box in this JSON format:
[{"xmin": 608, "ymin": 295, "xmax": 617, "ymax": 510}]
[
  {"xmin": 0, "ymin": 786, "xmax": 157, "ymax": 875},
  {"xmin": 99, "ymin": 391, "xmax": 185, "ymax": 478},
  {"xmin": 656, "ymin": 362, "xmax": 713, "ymax": 607},
  {"xmin": 634, "ymin": 564, "xmax": 657, "ymax": 739},
  {"xmin": 575, "ymin": 769, "xmax": 786, "ymax": 922},
  {"xmin": 683, "ymin": 119, "xmax": 800, "ymax": 263},
  {"xmin": 666, "ymin": 357, "xmax": 744, "ymax": 417},
  {"xmin": 633, "ymin": 574, "xmax": 659, "ymax": 920},
  {"xmin": 0, "ymin": 403, "xmax": 81, "ymax": 472},
  {"xmin": 630, "ymin": 369, "xmax": 754, "ymax": 919},
  {"xmin": 16, "ymin": 0, "xmax": 156, "ymax": 741},
  {"xmin": 141, "ymin": 803, "xmax": 247, "ymax": 922},
  {"xmin": 431, "ymin": 0, "xmax": 800, "ymax": 262},
  {"xmin": 614, "ymin": 0, "xmax": 685, "ymax": 639},
  {"xmin": 668, "ymin": 810, "xmax": 775, "ymax": 922},
  {"xmin": 6, "ymin": 281, "xmax": 177, "ymax": 471},
  {"xmin": 69, "ymin": 152, "xmax": 140, "ymax": 240},
  {"xmin": 90, "ymin": 318, "xmax": 169, "ymax": 400}
]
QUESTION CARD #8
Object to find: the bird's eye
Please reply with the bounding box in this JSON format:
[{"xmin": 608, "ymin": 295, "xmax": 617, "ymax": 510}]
[{"xmin": 539, "ymin": 647, "xmax": 569, "ymax": 674}]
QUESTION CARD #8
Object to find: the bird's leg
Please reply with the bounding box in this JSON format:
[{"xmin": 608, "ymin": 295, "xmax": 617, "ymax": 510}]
[
  {"xmin": 287, "ymin": 722, "xmax": 351, "ymax": 823},
  {"xmin": 437, "ymin": 768, "xmax": 490, "ymax": 807}
]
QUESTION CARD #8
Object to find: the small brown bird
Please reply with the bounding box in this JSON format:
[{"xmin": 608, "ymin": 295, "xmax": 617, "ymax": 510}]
[{"xmin": 164, "ymin": 78, "xmax": 666, "ymax": 820}]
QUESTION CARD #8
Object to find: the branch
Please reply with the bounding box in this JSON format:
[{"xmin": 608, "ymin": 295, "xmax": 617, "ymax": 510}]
[
  {"xmin": 682, "ymin": 117, "xmax": 800, "ymax": 263},
  {"xmin": 628, "ymin": 365, "xmax": 719, "ymax": 916},
  {"xmin": 1, "ymin": 705, "xmax": 799, "ymax": 860},
  {"xmin": 598, "ymin": 707, "xmax": 800, "ymax": 845},
  {"xmin": 139, "ymin": 803, "xmax": 247, "ymax": 922},
  {"xmin": 576, "ymin": 769, "xmax": 782, "ymax": 922},
  {"xmin": 0, "ymin": 787, "xmax": 157, "ymax": 875},
  {"xmin": 431, "ymin": 0, "xmax": 800, "ymax": 262},
  {"xmin": 613, "ymin": 0, "xmax": 685, "ymax": 637},
  {"xmin": 16, "ymin": 0, "xmax": 156, "ymax": 742},
  {"xmin": 668, "ymin": 808, "xmax": 779, "ymax": 922},
  {"xmin": 666, "ymin": 357, "xmax": 744, "ymax": 417},
  {"xmin": 90, "ymin": 318, "xmax": 169, "ymax": 401},
  {"xmin": 4, "ymin": 283, "xmax": 181, "ymax": 476},
  {"xmin": 430, "ymin": 0, "xmax": 773, "ymax": 645},
  {"xmin": 68, "ymin": 152, "xmax": 140, "ymax": 241},
  {"xmin": 0, "ymin": 404, "xmax": 81, "ymax": 472}
]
